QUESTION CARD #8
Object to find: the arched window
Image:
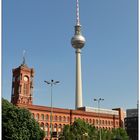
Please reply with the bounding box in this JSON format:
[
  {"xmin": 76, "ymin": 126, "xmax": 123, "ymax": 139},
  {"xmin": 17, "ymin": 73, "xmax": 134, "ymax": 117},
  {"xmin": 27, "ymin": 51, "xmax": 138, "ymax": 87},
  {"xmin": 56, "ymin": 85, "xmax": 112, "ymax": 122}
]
[
  {"xmin": 89, "ymin": 119, "xmax": 92, "ymax": 123},
  {"xmin": 54, "ymin": 115, "xmax": 57, "ymax": 121},
  {"xmin": 105, "ymin": 120, "xmax": 107, "ymax": 125},
  {"xmin": 54, "ymin": 124, "xmax": 57, "ymax": 132},
  {"xmin": 58, "ymin": 124, "xmax": 62, "ymax": 132},
  {"xmin": 41, "ymin": 114, "xmax": 44, "ymax": 120},
  {"xmin": 45, "ymin": 125, "xmax": 49, "ymax": 137},
  {"xmin": 40, "ymin": 123, "xmax": 44, "ymax": 130},
  {"xmin": 108, "ymin": 121, "xmax": 110, "ymax": 125},
  {"xmin": 36, "ymin": 114, "xmax": 39, "ymax": 121},
  {"xmin": 46, "ymin": 114, "xmax": 49, "ymax": 121},
  {"xmin": 50, "ymin": 124, "xmax": 53, "ymax": 129},
  {"xmin": 63, "ymin": 116, "xmax": 66, "ymax": 122},
  {"xmin": 93, "ymin": 119, "xmax": 95, "ymax": 125},
  {"xmin": 96, "ymin": 119, "xmax": 98, "ymax": 125},
  {"xmin": 86, "ymin": 118, "xmax": 88, "ymax": 123},
  {"xmin": 45, "ymin": 123, "xmax": 49, "ymax": 130},
  {"xmin": 102, "ymin": 120, "xmax": 104, "ymax": 125},
  {"xmin": 59, "ymin": 116, "xmax": 62, "ymax": 122}
]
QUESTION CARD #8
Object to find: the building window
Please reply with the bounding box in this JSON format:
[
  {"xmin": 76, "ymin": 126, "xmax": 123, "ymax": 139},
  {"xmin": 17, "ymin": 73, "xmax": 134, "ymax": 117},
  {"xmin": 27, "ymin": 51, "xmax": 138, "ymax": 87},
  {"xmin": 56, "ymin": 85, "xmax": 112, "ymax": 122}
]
[
  {"xmin": 40, "ymin": 123, "xmax": 44, "ymax": 130},
  {"xmin": 54, "ymin": 115, "xmax": 57, "ymax": 121},
  {"xmin": 54, "ymin": 124, "xmax": 57, "ymax": 132},
  {"xmin": 89, "ymin": 119, "xmax": 92, "ymax": 123},
  {"xmin": 46, "ymin": 114, "xmax": 49, "ymax": 121},
  {"xmin": 102, "ymin": 120, "xmax": 104, "ymax": 125},
  {"xmin": 58, "ymin": 124, "xmax": 62, "ymax": 132},
  {"xmin": 23, "ymin": 83, "xmax": 28, "ymax": 95},
  {"xmin": 36, "ymin": 114, "xmax": 39, "ymax": 120},
  {"xmin": 105, "ymin": 120, "xmax": 107, "ymax": 125},
  {"xmin": 59, "ymin": 116, "xmax": 62, "ymax": 122},
  {"xmin": 67, "ymin": 117, "xmax": 70, "ymax": 122},
  {"xmin": 93, "ymin": 119, "xmax": 95, "ymax": 125},
  {"xmin": 96, "ymin": 119, "xmax": 98, "ymax": 125},
  {"xmin": 50, "ymin": 124, "xmax": 53, "ymax": 129},
  {"xmin": 45, "ymin": 123, "xmax": 49, "ymax": 131},
  {"xmin": 63, "ymin": 116, "xmax": 66, "ymax": 122},
  {"xmin": 41, "ymin": 114, "xmax": 44, "ymax": 120},
  {"xmin": 86, "ymin": 118, "xmax": 88, "ymax": 123}
]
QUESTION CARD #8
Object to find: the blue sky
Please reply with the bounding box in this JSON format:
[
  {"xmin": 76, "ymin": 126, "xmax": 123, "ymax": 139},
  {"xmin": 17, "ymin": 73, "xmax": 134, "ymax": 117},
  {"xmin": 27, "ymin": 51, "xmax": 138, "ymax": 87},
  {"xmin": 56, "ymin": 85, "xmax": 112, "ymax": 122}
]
[{"xmin": 2, "ymin": 0, "xmax": 138, "ymax": 110}]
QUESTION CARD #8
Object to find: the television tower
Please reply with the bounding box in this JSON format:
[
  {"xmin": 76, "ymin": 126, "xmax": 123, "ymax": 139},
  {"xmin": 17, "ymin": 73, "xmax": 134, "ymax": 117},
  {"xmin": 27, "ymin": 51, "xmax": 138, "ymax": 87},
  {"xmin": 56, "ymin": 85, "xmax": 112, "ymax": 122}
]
[{"xmin": 71, "ymin": 0, "xmax": 86, "ymax": 109}]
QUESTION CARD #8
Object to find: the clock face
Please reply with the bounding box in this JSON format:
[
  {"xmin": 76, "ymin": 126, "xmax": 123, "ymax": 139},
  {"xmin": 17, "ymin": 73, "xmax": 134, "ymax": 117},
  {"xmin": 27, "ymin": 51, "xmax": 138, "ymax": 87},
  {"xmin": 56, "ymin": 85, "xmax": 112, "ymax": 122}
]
[{"xmin": 24, "ymin": 76, "xmax": 28, "ymax": 82}]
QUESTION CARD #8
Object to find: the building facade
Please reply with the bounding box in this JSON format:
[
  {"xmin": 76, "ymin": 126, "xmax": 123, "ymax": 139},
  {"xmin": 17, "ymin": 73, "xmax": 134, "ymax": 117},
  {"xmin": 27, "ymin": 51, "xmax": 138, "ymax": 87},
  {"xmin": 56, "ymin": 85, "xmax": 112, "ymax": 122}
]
[
  {"xmin": 124, "ymin": 109, "xmax": 138, "ymax": 140},
  {"xmin": 11, "ymin": 63, "xmax": 125, "ymax": 140}
]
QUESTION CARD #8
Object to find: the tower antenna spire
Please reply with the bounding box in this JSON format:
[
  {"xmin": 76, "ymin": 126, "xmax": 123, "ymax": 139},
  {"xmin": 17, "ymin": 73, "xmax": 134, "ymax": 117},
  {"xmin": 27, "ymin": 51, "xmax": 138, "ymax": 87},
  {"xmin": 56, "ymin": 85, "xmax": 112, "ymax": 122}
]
[
  {"xmin": 76, "ymin": 0, "xmax": 80, "ymax": 25},
  {"xmin": 22, "ymin": 50, "xmax": 26, "ymax": 65}
]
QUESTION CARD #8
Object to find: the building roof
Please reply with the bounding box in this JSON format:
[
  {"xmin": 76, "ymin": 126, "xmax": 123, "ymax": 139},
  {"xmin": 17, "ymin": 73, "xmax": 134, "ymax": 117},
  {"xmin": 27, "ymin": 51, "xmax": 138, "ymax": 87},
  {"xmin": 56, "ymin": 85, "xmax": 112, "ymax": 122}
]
[
  {"xmin": 78, "ymin": 106, "xmax": 119, "ymax": 115},
  {"xmin": 17, "ymin": 104, "xmax": 119, "ymax": 118}
]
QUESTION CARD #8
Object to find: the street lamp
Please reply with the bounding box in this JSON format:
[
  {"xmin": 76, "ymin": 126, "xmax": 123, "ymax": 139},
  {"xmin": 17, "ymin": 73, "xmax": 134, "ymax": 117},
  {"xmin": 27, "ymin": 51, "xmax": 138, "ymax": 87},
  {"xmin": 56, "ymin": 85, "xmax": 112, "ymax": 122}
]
[
  {"xmin": 94, "ymin": 98, "xmax": 104, "ymax": 140},
  {"xmin": 44, "ymin": 80, "xmax": 60, "ymax": 140}
]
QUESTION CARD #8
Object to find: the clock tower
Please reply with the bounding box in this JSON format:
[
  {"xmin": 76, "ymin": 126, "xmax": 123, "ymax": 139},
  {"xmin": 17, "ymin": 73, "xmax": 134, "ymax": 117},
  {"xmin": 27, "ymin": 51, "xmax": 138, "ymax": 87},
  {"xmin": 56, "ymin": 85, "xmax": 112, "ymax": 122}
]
[{"xmin": 11, "ymin": 60, "xmax": 34, "ymax": 105}]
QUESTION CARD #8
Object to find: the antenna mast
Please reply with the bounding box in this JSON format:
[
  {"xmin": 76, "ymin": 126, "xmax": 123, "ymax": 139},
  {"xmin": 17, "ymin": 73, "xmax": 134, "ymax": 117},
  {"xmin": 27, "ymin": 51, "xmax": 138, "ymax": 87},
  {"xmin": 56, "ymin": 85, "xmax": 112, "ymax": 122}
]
[{"xmin": 76, "ymin": 0, "xmax": 80, "ymax": 25}]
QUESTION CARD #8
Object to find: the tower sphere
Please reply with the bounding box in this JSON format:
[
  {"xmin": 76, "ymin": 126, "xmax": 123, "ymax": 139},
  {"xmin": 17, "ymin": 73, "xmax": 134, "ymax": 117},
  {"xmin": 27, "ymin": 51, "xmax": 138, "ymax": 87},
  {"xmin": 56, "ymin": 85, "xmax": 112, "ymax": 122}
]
[{"xmin": 71, "ymin": 34, "xmax": 85, "ymax": 49}]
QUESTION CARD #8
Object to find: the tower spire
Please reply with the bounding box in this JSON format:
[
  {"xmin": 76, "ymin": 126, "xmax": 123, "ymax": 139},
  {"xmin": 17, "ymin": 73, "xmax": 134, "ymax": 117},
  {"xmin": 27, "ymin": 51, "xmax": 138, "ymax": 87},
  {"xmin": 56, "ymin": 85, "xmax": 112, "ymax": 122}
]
[
  {"xmin": 76, "ymin": 0, "xmax": 80, "ymax": 25},
  {"xmin": 21, "ymin": 50, "xmax": 27, "ymax": 67},
  {"xmin": 22, "ymin": 50, "xmax": 26, "ymax": 65}
]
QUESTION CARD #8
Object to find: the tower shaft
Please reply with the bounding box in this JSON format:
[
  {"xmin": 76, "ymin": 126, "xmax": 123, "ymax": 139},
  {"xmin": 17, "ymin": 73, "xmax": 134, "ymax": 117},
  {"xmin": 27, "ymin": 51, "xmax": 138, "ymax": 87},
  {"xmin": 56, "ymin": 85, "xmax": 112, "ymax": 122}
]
[{"xmin": 75, "ymin": 48, "xmax": 83, "ymax": 109}]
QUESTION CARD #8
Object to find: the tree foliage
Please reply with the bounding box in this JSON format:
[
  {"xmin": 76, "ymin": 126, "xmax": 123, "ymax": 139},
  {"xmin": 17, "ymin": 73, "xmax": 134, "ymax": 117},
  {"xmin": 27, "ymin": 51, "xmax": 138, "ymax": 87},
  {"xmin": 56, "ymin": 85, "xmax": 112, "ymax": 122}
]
[
  {"xmin": 2, "ymin": 98, "xmax": 45, "ymax": 140},
  {"xmin": 59, "ymin": 119, "xmax": 129, "ymax": 140},
  {"xmin": 59, "ymin": 119, "xmax": 97, "ymax": 140}
]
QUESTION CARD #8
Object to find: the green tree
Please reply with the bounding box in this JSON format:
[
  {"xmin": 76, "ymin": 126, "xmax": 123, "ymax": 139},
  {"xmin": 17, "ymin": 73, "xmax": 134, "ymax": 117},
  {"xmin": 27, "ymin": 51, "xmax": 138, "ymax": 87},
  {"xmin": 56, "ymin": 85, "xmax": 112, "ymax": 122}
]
[
  {"xmin": 59, "ymin": 119, "xmax": 129, "ymax": 140},
  {"xmin": 59, "ymin": 119, "xmax": 97, "ymax": 140},
  {"xmin": 111, "ymin": 128, "xmax": 129, "ymax": 140},
  {"xmin": 2, "ymin": 98, "xmax": 45, "ymax": 140}
]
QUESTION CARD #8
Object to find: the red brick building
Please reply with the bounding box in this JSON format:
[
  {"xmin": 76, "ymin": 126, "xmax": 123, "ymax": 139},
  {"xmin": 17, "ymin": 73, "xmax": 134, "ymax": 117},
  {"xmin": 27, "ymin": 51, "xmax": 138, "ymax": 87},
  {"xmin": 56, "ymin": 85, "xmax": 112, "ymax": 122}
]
[{"xmin": 11, "ymin": 63, "xmax": 125, "ymax": 140}]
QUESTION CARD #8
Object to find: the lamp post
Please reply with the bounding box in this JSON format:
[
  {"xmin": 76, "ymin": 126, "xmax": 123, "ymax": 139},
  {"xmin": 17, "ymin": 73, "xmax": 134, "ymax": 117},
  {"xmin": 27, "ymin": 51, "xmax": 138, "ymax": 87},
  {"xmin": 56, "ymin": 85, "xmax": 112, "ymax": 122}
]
[
  {"xmin": 94, "ymin": 98, "xmax": 104, "ymax": 140},
  {"xmin": 44, "ymin": 80, "xmax": 60, "ymax": 140}
]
